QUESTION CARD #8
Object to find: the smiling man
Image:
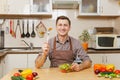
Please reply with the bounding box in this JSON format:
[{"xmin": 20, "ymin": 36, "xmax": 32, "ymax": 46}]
[{"xmin": 35, "ymin": 15, "xmax": 92, "ymax": 71}]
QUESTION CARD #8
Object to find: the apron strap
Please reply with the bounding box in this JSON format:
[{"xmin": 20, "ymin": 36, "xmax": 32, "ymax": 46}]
[{"xmin": 53, "ymin": 37, "xmax": 72, "ymax": 50}]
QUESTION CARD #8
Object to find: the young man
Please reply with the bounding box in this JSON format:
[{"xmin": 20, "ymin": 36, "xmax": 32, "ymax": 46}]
[{"xmin": 35, "ymin": 16, "xmax": 92, "ymax": 71}]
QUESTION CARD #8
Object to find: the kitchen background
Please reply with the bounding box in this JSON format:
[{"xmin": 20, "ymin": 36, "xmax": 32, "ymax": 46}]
[
  {"xmin": 1, "ymin": 9, "xmax": 120, "ymax": 48},
  {"xmin": 1, "ymin": 0, "xmax": 120, "ymax": 78},
  {"xmin": 0, "ymin": 0, "xmax": 120, "ymax": 48}
]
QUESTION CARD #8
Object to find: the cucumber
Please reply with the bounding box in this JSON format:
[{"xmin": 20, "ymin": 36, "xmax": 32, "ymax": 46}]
[
  {"xmin": 11, "ymin": 76, "xmax": 25, "ymax": 80},
  {"xmin": 11, "ymin": 76, "xmax": 21, "ymax": 80}
]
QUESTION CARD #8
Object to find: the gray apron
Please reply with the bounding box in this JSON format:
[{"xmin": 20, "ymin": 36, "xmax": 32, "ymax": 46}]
[{"xmin": 50, "ymin": 37, "xmax": 74, "ymax": 67}]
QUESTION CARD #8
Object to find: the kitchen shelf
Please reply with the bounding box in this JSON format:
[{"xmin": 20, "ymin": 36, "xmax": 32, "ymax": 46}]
[
  {"xmin": 0, "ymin": 14, "xmax": 52, "ymax": 19},
  {"xmin": 77, "ymin": 15, "xmax": 119, "ymax": 18}
]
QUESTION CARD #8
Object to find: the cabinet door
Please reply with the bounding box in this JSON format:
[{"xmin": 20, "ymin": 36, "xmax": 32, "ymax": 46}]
[
  {"xmin": 79, "ymin": 0, "xmax": 99, "ymax": 16},
  {"xmin": 100, "ymin": 0, "xmax": 120, "ymax": 16},
  {"xmin": 0, "ymin": 0, "xmax": 8, "ymax": 14},
  {"xmin": 106, "ymin": 54, "xmax": 120, "ymax": 69},
  {"xmin": 88, "ymin": 54, "xmax": 103, "ymax": 66},
  {"xmin": 0, "ymin": 56, "xmax": 5, "ymax": 78},
  {"xmin": 0, "ymin": 58, "xmax": 3, "ymax": 78},
  {"xmin": 28, "ymin": 54, "xmax": 50, "ymax": 68},
  {"xmin": 7, "ymin": 0, "xmax": 30, "ymax": 14},
  {"xmin": 28, "ymin": 54, "xmax": 38, "ymax": 68},
  {"xmin": 3, "ymin": 54, "xmax": 27, "ymax": 75},
  {"xmin": 30, "ymin": 0, "xmax": 52, "ymax": 14}
]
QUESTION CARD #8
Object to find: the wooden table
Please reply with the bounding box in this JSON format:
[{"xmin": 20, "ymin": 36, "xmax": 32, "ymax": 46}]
[{"xmin": 1, "ymin": 68, "xmax": 120, "ymax": 80}]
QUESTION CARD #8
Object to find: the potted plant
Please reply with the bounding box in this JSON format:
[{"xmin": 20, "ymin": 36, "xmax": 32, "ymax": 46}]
[{"xmin": 79, "ymin": 30, "xmax": 90, "ymax": 51}]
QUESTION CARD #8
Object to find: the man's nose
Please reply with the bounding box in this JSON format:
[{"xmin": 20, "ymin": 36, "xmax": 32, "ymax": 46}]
[{"xmin": 61, "ymin": 25, "xmax": 65, "ymax": 29}]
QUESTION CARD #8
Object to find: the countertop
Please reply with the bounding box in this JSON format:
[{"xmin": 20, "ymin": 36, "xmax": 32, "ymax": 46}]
[
  {"xmin": 0, "ymin": 52, "xmax": 6, "ymax": 57},
  {"xmin": 0, "ymin": 48, "xmax": 120, "ymax": 57},
  {"xmin": 87, "ymin": 49, "xmax": 120, "ymax": 53},
  {"xmin": 1, "ymin": 68, "xmax": 120, "ymax": 80},
  {"xmin": 0, "ymin": 49, "xmax": 9, "ymax": 57},
  {"xmin": 0, "ymin": 49, "xmax": 42, "ymax": 57}
]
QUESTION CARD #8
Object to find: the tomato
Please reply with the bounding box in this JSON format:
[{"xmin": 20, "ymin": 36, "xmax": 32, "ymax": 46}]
[
  {"xmin": 13, "ymin": 73, "xmax": 21, "ymax": 76},
  {"xmin": 26, "ymin": 74, "xmax": 33, "ymax": 80},
  {"xmin": 114, "ymin": 70, "xmax": 120, "ymax": 74},
  {"xmin": 60, "ymin": 69, "xmax": 67, "ymax": 73},
  {"xmin": 100, "ymin": 68, "xmax": 106, "ymax": 72}
]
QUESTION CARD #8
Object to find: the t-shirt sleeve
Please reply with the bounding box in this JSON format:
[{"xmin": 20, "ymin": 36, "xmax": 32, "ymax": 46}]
[{"xmin": 74, "ymin": 41, "xmax": 92, "ymax": 62}]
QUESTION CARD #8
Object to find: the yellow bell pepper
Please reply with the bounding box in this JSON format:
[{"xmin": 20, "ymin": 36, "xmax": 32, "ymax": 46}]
[
  {"xmin": 21, "ymin": 69, "xmax": 32, "ymax": 78},
  {"xmin": 106, "ymin": 64, "xmax": 115, "ymax": 72}
]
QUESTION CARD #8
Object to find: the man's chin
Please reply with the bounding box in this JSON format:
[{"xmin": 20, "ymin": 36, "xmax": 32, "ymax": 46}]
[{"xmin": 59, "ymin": 34, "xmax": 67, "ymax": 37}]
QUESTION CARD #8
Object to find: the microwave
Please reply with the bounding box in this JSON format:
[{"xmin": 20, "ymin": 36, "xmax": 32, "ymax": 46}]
[{"xmin": 92, "ymin": 34, "xmax": 120, "ymax": 49}]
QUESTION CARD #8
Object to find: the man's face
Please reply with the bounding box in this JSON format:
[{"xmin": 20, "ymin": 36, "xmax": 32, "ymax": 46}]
[{"xmin": 56, "ymin": 19, "xmax": 70, "ymax": 37}]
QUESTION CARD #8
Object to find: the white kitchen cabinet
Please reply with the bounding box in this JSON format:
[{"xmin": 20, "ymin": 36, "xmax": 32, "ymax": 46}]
[
  {"xmin": 28, "ymin": 54, "xmax": 50, "ymax": 68},
  {"xmin": 0, "ymin": 0, "xmax": 8, "ymax": 14},
  {"xmin": 0, "ymin": 0, "xmax": 52, "ymax": 18},
  {"xmin": 7, "ymin": 0, "xmax": 30, "ymax": 14},
  {"xmin": 106, "ymin": 54, "xmax": 120, "ymax": 69},
  {"xmin": 88, "ymin": 54, "xmax": 103, "ymax": 66},
  {"xmin": 0, "ymin": 58, "xmax": 3, "ymax": 78},
  {"xmin": 100, "ymin": 0, "xmax": 120, "ymax": 16},
  {"xmin": 3, "ymin": 54, "xmax": 27, "ymax": 75},
  {"xmin": 78, "ymin": 0, "xmax": 120, "ymax": 16},
  {"xmin": 30, "ymin": 0, "xmax": 52, "ymax": 14},
  {"xmin": 79, "ymin": 0, "xmax": 99, "ymax": 16},
  {"xmin": 27, "ymin": 54, "xmax": 38, "ymax": 68},
  {"xmin": 42, "ymin": 57, "xmax": 50, "ymax": 68},
  {"xmin": 88, "ymin": 53, "xmax": 120, "ymax": 69},
  {"xmin": 0, "ymin": 56, "xmax": 5, "ymax": 78}
]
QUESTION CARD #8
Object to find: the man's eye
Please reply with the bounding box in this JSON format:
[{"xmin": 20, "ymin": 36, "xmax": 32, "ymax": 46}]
[
  {"xmin": 64, "ymin": 24, "xmax": 68, "ymax": 26},
  {"xmin": 57, "ymin": 24, "xmax": 62, "ymax": 26}
]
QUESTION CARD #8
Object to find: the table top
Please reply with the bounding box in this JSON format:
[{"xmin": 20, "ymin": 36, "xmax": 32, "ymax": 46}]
[{"xmin": 1, "ymin": 68, "xmax": 120, "ymax": 80}]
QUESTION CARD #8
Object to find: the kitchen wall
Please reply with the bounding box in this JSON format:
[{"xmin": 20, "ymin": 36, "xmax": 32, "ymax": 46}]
[
  {"xmin": 115, "ymin": 17, "xmax": 120, "ymax": 34},
  {"xmin": 3, "ymin": 9, "xmax": 117, "ymax": 48}
]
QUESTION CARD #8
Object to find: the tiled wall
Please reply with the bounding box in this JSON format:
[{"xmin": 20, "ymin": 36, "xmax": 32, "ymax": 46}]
[{"xmin": 3, "ymin": 9, "xmax": 117, "ymax": 48}]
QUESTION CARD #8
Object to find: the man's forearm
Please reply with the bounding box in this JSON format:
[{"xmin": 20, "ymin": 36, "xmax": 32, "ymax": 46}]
[
  {"xmin": 35, "ymin": 53, "xmax": 47, "ymax": 69},
  {"xmin": 79, "ymin": 60, "xmax": 92, "ymax": 70}
]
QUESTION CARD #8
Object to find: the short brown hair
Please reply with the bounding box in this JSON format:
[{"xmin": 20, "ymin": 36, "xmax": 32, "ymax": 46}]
[{"xmin": 56, "ymin": 16, "xmax": 71, "ymax": 26}]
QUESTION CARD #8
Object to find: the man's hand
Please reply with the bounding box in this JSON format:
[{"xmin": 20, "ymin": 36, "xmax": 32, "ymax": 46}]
[
  {"xmin": 70, "ymin": 63, "xmax": 83, "ymax": 72},
  {"xmin": 42, "ymin": 42, "xmax": 49, "ymax": 56}
]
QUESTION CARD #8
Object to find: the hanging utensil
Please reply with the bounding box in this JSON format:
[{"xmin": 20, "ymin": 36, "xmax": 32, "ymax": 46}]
[
  {"xmin": 12, "ymin": 20, "xmax": 16, "ymax": 38},
  {"xmin": 26, "ymin": 20, "xmax": 30, "ymax": 38},
  {"xmin": 10, "ymin": 20, "xmax": 13, "ymax": 35},
  {"xmin": 31, "ymin": 20, "xmax": 36, "ymax": 38},
  {"xmin": 47, "ymin": 27, "xmax": 53, "ymax": 42},
  {"xmin": 36, "ymin": 21, "xmax": 47, "ymax": 38},
  {"xmin": 21, "ymin": 20, "xmax": 25, "ymax": 38},
  {"xmin": 10, "ymin": 20, "xmax": 15, "ymax": 37},
  {"xmin": 15, "ymin": 20, "xmax": 22, "ymax": 38}
]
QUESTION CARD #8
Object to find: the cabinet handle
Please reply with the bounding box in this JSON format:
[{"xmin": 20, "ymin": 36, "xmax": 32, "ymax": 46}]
[
  {"xmin": 102, "ymin": 56, "xmax": 104, "ymax": 64},
  {"xmin": 101, "ymin": 6, "xmax": 103, "ymax": 13},
  {"xmin": 106, "ymin": 56, "xmax": 107, "ymax": 63},
  {"xmin": 99, "ymin": 6, "xmax": 101, "ymax": 14}
]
